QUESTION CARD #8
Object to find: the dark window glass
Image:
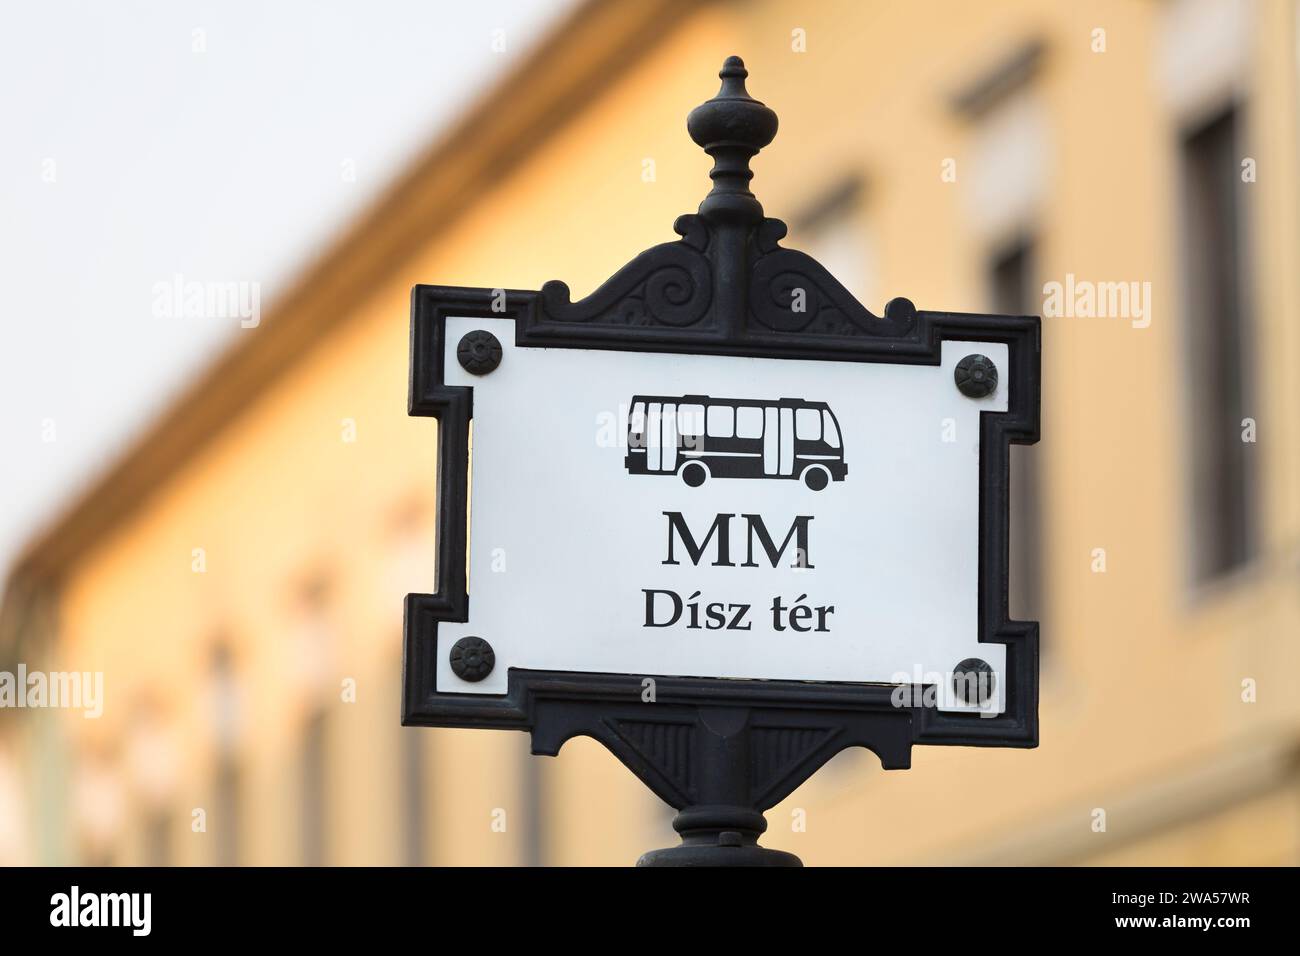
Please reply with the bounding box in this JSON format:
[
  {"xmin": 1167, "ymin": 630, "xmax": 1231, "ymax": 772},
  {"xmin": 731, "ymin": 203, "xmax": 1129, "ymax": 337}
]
[{"xmin": 1181, "ymin": 107, "xmax": 1255, "ymax": 581}]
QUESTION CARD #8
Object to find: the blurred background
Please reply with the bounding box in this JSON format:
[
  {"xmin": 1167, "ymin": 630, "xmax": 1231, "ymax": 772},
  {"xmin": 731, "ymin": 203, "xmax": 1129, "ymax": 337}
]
[{"xmin": 2, "ymin": 0, "xmax": 1299, "ymax": 865}]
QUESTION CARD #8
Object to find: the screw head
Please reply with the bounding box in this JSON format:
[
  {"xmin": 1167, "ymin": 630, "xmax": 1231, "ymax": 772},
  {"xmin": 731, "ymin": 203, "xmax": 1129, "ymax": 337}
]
[
  {"xmin": 457, "ymin": 330, "xmax": 502, "ymax": 375},
  {"xmin": 952, "ymin": 658, "xmax": 996, "ymax": 706},
  {"xmin": 450, "ymin": 636, "xmax": 495, "ymax": 682},
  {"xmin": 954, "ymin": 353, "xmax": 998, "ymax": 398}
]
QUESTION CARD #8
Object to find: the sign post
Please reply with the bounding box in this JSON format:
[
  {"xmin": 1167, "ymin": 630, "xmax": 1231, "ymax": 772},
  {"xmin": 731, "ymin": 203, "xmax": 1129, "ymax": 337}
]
[{"xmin": 403, "ymin": 57, "xmax": 1041, "ymax": 866}]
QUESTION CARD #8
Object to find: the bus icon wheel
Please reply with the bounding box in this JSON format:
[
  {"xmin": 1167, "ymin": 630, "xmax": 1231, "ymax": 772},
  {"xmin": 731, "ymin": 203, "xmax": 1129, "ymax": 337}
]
[
  {"xmin": 802, "ymin": 465, "xmax": 830, "ymax": 491},
  {"xmin": 679, "ymin": 461, "xmax": 709, "ymax": 488}
]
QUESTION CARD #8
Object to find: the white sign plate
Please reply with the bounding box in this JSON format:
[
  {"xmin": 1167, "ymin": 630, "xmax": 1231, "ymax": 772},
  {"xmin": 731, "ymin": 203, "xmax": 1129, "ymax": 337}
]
[{"xmin": 438, "ymin": 317, "xmax": 1007, "ymax": 714}]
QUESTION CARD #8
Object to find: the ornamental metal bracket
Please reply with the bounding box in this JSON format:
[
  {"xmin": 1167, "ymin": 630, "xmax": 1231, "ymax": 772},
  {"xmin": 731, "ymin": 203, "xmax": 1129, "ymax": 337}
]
[{"xmin": 403, "ymin": 56, "xmax": 1041, "ymax": 866}]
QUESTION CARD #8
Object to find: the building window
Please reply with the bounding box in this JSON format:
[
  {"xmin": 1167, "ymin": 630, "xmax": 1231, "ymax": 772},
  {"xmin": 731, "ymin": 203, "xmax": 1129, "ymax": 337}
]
[
  {"xmin": 124, "ymin": 694, "xmax": 180, "ymax": 865},
  {"xmin": 301, "ymin": 709, "xmax": 328, "ymax": 866},
  {"xmin": 401, "ymin": 724, "xmax": 426, "ymax": 866},
  {"xmin": 952, "ymin": 43, "xmax": 1048, "ymax": 252},
  {"xmin": 292, "ymin": 572, "xmax": 336, "ymax": 866},
  {"xmin": 1180, "ymin": 106, "xmax": 1254, "ymax": 583},
  {"xmin": 952, "ymin": 41, "xmax": 1050, "ymax": 628},
  {"xmin": 212, "ymin": 756, "xmax": 240, "ymax": 866},
  {"xmin": 207, "ymin": 641, "xmax": 243, "ymax": 866},
  {"xmin": 990, "ymin": 239, "xmax": 1044, "ymax": 624},
  {"xmin": 788, "ymin": 176, "xmax": 874, "ymax": 306},
  {"xmin": 397, "ymin": 651, "xmax": 426, "ymax": 867},
  {"xmin": 519, "ymin": 736, "xmax": 545, "ymax": 867},
  {"xmin": 143, "ymin": 811, "xmax": 173, "ymax": 867}
]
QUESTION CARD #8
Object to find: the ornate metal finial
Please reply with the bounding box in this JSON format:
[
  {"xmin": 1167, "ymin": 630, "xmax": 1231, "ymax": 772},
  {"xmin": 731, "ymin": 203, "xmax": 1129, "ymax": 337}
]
[
  {"xmin": 688, "ymin": 56, "xmax": 778, "ymax": 224},
  {"xmin": 536, "ymin": 54, "xmax": 916, "ymax": 340}
]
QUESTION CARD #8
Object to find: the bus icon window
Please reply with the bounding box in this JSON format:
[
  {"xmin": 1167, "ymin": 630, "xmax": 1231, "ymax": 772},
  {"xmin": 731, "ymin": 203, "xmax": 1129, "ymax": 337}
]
[{"xmin": 624, "ymin": 395, "xmax": 847, "ymax": 490}]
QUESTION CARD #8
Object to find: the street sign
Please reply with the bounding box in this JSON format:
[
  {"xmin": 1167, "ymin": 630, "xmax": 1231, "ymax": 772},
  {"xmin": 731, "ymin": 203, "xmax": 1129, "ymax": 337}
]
[
  {"xmin": 439, "ymin": 319, "xmax": 1010, "ymax": 714},
  {"xmin": 403, "ymin": 57, "xmax": 1040, "ymax": 866}
]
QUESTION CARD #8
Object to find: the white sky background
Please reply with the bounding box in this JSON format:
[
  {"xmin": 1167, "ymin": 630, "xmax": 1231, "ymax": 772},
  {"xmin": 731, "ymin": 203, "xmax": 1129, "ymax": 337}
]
[{"xmin": 0, "ymin": 0, "xmax": 570, "ymax": 579}]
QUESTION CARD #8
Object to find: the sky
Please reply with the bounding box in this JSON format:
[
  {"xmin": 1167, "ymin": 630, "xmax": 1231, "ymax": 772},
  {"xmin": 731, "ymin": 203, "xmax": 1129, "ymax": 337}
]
[{"xmin": 0, "ymin": 0, "xmax": 570, "ymax": 579}]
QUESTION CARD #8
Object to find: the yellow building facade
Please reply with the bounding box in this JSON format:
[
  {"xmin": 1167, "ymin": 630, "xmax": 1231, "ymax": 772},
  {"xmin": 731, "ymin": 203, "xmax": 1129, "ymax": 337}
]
[{"xmin": 3, "ymin": 0, "xmax": 1299, "ymax": 865}]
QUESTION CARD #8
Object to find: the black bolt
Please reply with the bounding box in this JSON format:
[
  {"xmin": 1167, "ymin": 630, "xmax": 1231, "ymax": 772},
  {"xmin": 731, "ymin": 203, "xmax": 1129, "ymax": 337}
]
[
  {"xmin": 450, "ymin": 636, "xmax": 495, "ymax": 682},
  {"xmin": 457, "ymin": 330, "xmax": 502, "ymax": 375},
  {"xmin": 954, "ymin": 353, "xmax": 998, "ymax": 398},
  {"xmin": 952, "ymin": 658, "xmax": 995, "ymax": 706}
]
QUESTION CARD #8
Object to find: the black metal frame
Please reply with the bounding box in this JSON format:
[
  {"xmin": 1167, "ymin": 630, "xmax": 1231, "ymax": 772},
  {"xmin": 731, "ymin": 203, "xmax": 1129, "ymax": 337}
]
[{"xmin": 402, "ymin": 57, "xmax": 1040, "ymax": 865}]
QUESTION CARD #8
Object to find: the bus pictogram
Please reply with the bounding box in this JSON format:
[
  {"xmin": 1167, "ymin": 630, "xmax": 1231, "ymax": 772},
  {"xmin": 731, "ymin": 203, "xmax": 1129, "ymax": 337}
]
[{"xmin": 624, "ymin": 394, "xmax": 847, "ymax": 490}]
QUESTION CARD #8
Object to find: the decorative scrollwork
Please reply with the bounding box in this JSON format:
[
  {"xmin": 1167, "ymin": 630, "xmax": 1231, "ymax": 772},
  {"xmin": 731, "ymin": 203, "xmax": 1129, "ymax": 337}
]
[
  {"xmin": 539, "ymin": 216, "xmax": 712, "ymax": 328},
  {"xmin": 748, "ymin": 218, "xmax": 917, "ymax": 337}
]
